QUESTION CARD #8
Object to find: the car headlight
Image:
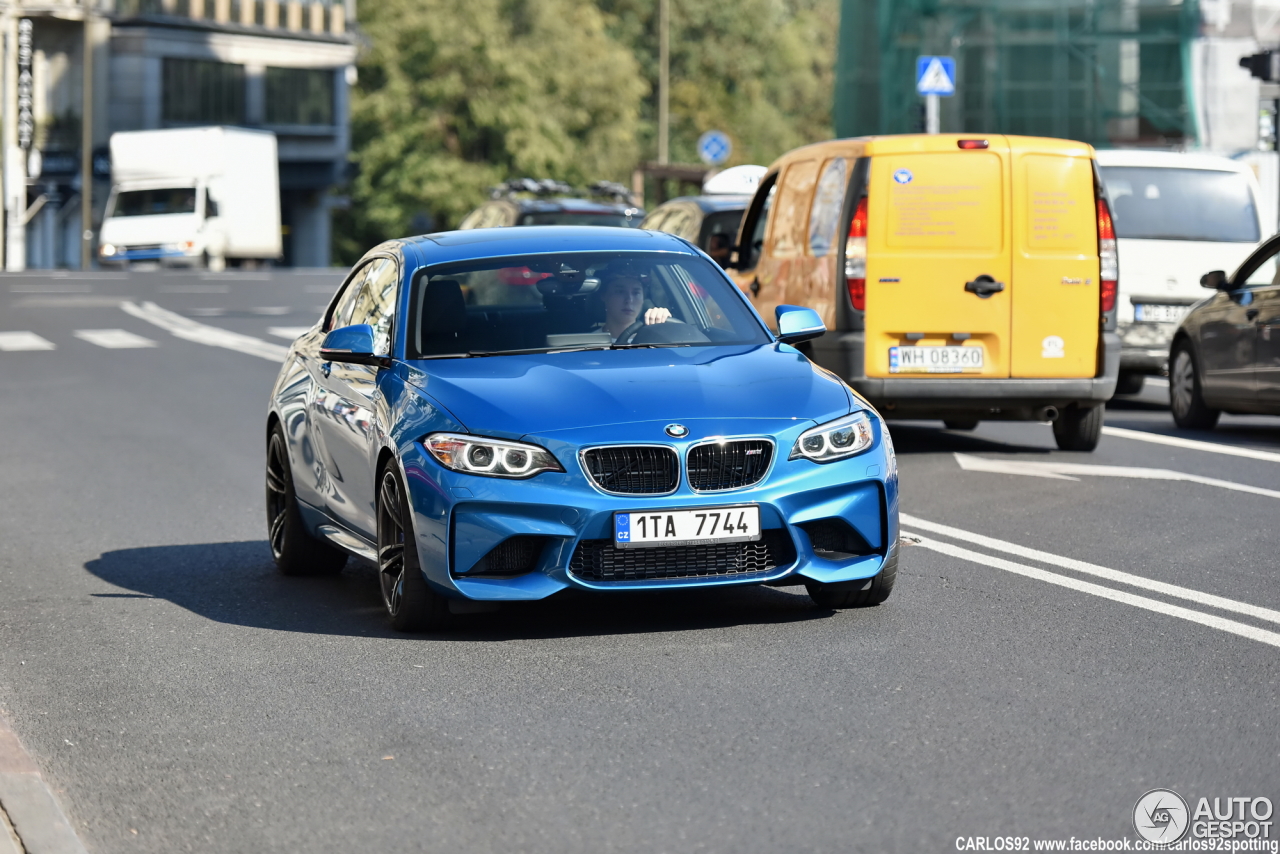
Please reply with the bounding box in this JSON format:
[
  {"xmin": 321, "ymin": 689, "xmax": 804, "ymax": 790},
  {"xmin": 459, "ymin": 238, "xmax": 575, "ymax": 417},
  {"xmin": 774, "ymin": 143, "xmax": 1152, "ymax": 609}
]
[
  {"xmin": 789, "ymin": 411, "xmax": 875, "ymax": 463},
  {"xmin": 424, "ymin": 433, "xmax": 564, "ymax": 479},
  {"xmin": 99, "ymin": 243, "xmax": 116, "ymax": 257}
]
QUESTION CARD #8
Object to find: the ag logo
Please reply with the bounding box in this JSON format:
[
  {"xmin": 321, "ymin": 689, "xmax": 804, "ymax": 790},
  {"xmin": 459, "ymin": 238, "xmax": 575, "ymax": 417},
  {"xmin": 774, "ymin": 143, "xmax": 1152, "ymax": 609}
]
[
  {"xmin": 1133, "ymin": 789, "xmax": 1190, "ymax": 844},
  {"xmin": 1041, "ymin": 335, "xmax": 1065, "ymax": 358},
  {"xmin": 892, "ymin": 169, "xmax": 913, "ymax": 185}
]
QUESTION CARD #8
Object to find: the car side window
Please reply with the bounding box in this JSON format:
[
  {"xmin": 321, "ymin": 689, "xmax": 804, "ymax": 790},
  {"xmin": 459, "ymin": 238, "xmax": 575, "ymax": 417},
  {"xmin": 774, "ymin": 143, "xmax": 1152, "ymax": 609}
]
[
  {"xmin": 347, "ymin": 258, "xmax": 400, "ymax": 356},
  {"xmin": 326, "ymin": 262, "xmax": 374, "ymax": 332},
  {"xmin": 1241, "ymin": 245, "xmax": 1280, "ymax": 288}
]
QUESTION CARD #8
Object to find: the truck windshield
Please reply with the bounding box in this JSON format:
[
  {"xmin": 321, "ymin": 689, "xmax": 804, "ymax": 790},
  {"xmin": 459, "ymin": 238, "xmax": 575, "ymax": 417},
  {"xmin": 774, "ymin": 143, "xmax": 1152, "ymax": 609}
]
[
  {"xmin": 110, "ymin": 188, "xmax": 198, "ymax": 218},
  {"xmin": 1100, "ymin": 167, "xmax": 1259, "ymax": 243}
]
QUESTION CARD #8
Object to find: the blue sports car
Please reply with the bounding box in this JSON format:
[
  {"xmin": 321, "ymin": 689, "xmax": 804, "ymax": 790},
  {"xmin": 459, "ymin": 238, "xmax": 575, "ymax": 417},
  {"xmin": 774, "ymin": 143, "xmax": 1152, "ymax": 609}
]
[{"xmin": 266, "ymin": 227, "xmax": 899, "ymax": 630}]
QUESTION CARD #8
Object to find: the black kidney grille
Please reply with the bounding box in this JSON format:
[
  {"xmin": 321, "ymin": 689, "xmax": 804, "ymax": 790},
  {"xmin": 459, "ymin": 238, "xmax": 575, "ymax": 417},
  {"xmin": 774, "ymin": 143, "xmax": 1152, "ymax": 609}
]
[
  {"xmin": 569, "ymin": 529, "xmax": 796, "ymax": 583},
  {"xmin": 582, "ymin": 446, "xmax": 679, "ymax": 494},
  {"xmin": 687, "ymin": 439, "xmax": 774, "ymax": 491}
]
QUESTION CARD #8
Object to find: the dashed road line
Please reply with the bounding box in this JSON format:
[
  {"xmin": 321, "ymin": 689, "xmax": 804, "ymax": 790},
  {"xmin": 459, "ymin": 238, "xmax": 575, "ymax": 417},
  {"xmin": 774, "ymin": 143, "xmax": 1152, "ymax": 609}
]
[
  {"xmin": 1102, "ymin": 426, "xmax": 1280, "ymax": 463},
  {"xmin": 73, "ymin": 329, "xmax": 158, "ymax": 349},
  {"xmin": 121, "ymin": 300, "xmax": 289, "ymax": 362},
  {"xmin": 0, "ymin": 332, "xmax": 55, "ymax": 351},
  {"xmin": 8, "ymin": 284, "xmax": 91, "ymax": 293},
  {"xmin": 268, "ymin": 326, "xmax": 313, "ymax": 340},
  {"xmin": 901, "ymin": 513, "xmax": 1280, "ymax": 625},
  {"xmin": 903, "ymin": 530, "xmax": 1280, "ymax": 649},
  {"xmin": 954, "ymin": 453, "xmax": 1280, "ymax": 499}
]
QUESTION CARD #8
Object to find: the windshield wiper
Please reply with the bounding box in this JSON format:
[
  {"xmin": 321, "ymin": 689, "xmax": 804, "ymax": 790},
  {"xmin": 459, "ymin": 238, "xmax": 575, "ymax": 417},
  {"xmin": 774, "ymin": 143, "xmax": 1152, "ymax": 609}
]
[{"xmin": 609, "ymin": 342, "xmax": 689, "ymax": 349}]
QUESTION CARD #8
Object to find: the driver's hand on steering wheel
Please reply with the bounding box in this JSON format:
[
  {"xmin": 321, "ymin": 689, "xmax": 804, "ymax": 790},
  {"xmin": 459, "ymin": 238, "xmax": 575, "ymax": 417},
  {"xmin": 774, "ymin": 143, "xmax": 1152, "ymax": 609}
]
[{"xmin": 644, "ymin": 307, "xmax": 672, "ymax": 325}]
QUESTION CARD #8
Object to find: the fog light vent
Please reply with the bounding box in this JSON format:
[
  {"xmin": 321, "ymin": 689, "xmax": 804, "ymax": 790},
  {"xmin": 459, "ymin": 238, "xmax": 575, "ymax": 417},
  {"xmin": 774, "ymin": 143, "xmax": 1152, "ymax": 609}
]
[
  {"xmin": 467, "ymin": 536, "xmax": 546, "ymax": 576},
  {"xmin": 798, "ymin": 518, "xmax": 874, "ymax": 559}
]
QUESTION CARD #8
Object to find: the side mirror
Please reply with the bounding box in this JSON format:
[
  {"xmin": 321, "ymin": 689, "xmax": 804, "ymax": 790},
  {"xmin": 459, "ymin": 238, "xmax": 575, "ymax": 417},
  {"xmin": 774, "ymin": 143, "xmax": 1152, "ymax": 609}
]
[
  {"xmin": 775, "ymin": 305, "xmax": 826, "ymax": 345},
  {"xmin": 1200, "ymin": 270, "xmax": 1229, "ymax": 290},
  {"xmin": 320, "ymin": 324, "xmax": 388, "ymax": 367}
]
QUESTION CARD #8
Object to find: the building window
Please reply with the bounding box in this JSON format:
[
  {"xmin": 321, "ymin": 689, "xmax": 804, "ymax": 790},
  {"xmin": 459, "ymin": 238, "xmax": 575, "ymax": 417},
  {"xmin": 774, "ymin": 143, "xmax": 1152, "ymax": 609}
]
[
  {"xmin": 162, "ymin": 58, "xmax": 245, "ymax": 125},
  {"xmin": 265, "ymin": 67, "xmax": 334, "ymax": 126}
]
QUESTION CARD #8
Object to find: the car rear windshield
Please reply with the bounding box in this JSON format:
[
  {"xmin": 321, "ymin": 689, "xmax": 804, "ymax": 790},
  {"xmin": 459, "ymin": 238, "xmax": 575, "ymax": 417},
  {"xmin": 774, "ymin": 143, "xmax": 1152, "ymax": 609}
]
[
  {"xmin": 407, "ymin": 251, "xmax": 770, "ymax": 358},
  {"xmin": 109, "ymin": 188, "xmax": 198, "ymax": 218},
  {"xmin": 518, "ymin": 211, "xmax": 640, "ymax": 227},
  {"xmin": 1100, "ymin": 167, "xmax": 1259, "ymax": 243}
]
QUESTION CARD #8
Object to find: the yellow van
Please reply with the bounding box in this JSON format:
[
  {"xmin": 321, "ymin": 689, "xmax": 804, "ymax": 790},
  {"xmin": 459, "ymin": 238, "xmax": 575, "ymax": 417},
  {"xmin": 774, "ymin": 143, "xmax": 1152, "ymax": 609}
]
[{"xmin": 728, "ymin": 134, "xmax": 1120, "ymax": 451}]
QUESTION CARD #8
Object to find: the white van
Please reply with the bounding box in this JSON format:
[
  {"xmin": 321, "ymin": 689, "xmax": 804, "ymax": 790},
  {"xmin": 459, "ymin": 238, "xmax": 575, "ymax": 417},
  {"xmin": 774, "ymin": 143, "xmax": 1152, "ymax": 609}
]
[{"xmin": 1095, "ymin": 150, "xmax": 1265, "ymax": 393}]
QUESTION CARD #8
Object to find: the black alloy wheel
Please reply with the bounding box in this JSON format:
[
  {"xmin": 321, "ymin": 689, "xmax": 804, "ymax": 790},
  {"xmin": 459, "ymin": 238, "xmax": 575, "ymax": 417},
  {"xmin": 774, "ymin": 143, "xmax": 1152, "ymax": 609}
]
[
  {"xmin": 377, "ymin": 466, "xmax": 450, "ymax": 632},
  {"xmin": 1169, "ymin": 343, "xmax": 1220, "ymax": 430},
  {"xmin": 266, "ymin": 426, "xmax": 346, "ymax": 576}
]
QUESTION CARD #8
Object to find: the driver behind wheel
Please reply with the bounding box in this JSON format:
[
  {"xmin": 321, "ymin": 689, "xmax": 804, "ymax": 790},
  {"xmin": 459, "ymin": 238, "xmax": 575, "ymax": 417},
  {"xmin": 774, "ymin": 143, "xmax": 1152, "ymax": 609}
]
[{"xmin": 596, "ymin": 273, "xmax": 671, "ymax": 342}]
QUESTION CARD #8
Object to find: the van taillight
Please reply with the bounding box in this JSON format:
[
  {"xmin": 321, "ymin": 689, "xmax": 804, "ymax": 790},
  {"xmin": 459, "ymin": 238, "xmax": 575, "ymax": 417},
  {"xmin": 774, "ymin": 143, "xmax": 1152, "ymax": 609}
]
[
  {"xmin": 846, "ymin": 196, "xmax": 868, "ymax": 312},
  {"xmin": 1097, "ymin": 198, "xmax": 1118, "ymax": 313}
]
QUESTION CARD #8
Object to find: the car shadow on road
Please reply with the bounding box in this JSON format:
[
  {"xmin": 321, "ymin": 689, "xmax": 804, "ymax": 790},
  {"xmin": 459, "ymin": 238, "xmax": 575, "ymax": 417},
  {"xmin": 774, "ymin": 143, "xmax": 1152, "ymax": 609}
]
[
  {"xmin": 83, "ymin": 541, "xmax": 835, "ymax": 640},
  {"xmin": 886, "ymin": 423, "xmax": 1052, "ymax": 456}
]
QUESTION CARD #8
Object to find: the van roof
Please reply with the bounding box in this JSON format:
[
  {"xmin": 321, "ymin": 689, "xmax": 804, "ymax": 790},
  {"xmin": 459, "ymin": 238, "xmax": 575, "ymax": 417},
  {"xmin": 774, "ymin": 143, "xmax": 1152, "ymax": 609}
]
[
  {"xmin": 763, "ymin": 134, "xmax": 1096, "ymax": 175},
  {"xmin": 1093, "ymin": 148, "xmax": 1250, "ymax": 173}
]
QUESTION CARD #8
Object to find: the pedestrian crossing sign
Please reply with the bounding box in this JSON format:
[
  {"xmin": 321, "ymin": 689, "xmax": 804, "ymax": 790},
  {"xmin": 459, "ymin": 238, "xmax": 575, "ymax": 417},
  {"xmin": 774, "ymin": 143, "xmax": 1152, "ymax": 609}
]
[{"xmin": 916, "ymin": 56, "xmax": 956, "ymax": 96}]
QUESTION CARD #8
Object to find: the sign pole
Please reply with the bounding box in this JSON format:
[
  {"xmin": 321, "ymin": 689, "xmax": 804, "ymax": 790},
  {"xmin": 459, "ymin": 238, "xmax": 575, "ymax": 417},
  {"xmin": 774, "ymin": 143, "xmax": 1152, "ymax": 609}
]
[
  {"xmin": 926, "ymin": 94, "xmax": 940, "ymax": 134},
  {"xmin": 81, "ymin": 5, "xmax": 92, "ymax": 269}
]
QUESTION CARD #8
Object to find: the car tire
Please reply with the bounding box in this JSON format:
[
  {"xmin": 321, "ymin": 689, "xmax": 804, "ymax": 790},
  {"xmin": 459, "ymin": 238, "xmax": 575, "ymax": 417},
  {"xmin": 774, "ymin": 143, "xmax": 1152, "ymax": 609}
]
[
  {"xmin": 943, "ymin": 418, "xmax": 979, "ymax": 431},
  {"xmin": 1051, "ymin": 405, "xmax": 1103, "ymax": 451},
  {"xmin": 805, "ymin": 543, "xmax": 898, "ymax": 609},
  {"xmin": 266, "ymin": 426, "xmax": 347, "ymax": 576},
  {"xmin": 377, "ymin": 464, "xmax": 452, "ymax": 632},
  {"xmin": 1169, "ymin": 344, "xmax": 1220, "ymax": 430},
  {"xmin": 1115, "ymin": 372, "xmax": 1145, "ymax": 395}
]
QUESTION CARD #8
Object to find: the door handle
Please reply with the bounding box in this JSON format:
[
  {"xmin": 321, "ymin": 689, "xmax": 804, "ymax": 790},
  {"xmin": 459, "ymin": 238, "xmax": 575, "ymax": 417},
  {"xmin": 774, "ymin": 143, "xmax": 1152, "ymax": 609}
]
[
  {"xmin": 1246, "ymin": 308, "xmax": 1260, "ymax": 321},
  {"xmin": 964, "ymin": 275, "xmax": 1005, "ymax": 298},
  {"xmin": 750, "ymin": 278, "xmax": 760, "ymax": 297}
]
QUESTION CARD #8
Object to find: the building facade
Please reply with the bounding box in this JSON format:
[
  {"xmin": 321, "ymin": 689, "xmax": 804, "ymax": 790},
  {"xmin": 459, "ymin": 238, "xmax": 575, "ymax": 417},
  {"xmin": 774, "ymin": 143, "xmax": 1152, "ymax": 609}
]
[{"xmin": 8, "ymin": 0, "xmax": 357, "ymax": 269}]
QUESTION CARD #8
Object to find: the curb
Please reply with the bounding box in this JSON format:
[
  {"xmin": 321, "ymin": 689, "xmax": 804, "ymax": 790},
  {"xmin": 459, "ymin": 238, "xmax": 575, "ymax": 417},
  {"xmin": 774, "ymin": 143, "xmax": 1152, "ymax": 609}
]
[{"xmin": 0, "ymin": 719, "xmax": 87, "ymax": 854}]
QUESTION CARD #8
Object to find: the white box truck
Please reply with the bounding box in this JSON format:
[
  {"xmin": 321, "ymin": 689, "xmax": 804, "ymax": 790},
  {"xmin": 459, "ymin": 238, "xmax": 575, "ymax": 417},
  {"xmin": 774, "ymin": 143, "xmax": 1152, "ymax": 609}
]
[{"xmin": 99, "ymin": 127, "xmax": 282, "ymax": 270}]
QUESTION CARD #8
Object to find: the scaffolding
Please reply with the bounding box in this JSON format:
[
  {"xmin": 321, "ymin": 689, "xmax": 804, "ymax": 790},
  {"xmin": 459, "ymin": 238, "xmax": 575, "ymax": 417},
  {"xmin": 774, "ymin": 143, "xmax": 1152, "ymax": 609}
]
[{"xmin": 835, "ymin": 0, "xmax": 1201, "ymax": 147}]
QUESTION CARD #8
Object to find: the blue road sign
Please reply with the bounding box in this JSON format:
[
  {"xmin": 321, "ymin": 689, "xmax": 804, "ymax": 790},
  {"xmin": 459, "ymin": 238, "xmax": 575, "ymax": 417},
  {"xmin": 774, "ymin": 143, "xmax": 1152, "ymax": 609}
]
[
  {"xmin": 697, "ymin": 130, "xmax": 732, "ymax": 166},
  {"xmin": 916, "ymin": 56, "xmax": 956, "ymax": 96}
]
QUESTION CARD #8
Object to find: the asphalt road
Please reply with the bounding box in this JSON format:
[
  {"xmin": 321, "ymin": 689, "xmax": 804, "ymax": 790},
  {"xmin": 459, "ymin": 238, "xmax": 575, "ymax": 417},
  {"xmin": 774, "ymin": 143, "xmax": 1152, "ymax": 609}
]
[{"xmin": 1, "ymin": 269, "xmax": 1277, "ymax": 853}]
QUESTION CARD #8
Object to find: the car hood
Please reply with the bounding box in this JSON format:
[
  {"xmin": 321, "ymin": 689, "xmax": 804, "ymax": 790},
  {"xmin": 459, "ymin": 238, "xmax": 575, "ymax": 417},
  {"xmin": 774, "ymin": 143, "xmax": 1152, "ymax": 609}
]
[{"xmin": 403, "ymin": 344, "xmax": 853, "ymax": 439}]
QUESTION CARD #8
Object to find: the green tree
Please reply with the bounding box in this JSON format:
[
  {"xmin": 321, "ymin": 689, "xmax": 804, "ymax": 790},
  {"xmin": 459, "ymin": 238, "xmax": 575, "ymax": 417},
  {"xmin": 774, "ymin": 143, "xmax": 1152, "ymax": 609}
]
[{"xmin": 335, "ymin": 0, "xmax": 647, "ymax": 262}]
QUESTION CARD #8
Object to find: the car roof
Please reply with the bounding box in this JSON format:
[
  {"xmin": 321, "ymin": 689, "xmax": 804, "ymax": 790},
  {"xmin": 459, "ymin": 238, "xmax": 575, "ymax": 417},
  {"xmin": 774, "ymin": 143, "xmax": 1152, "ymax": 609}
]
[
  {"xmin": 402, "ymin": 226, "xmax": 697, "ymax": 264},
  {"xmin": 649, "ymin": 195, "xmax": 752, "ymax": 214},
  {"xmin": 1094, "ymin": 148, "xmax": 1252, "ymax": 173},
  {"xmin": 508, "ymin": 197, "xmax": 638, "ymax": 214}
]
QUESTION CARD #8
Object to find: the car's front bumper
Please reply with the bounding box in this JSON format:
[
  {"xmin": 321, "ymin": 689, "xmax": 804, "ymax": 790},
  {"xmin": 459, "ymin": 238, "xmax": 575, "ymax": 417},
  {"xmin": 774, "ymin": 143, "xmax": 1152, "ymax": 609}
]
[{"xmin": 396, "ymin": 418, "xmax": 899, "ymax": 601}]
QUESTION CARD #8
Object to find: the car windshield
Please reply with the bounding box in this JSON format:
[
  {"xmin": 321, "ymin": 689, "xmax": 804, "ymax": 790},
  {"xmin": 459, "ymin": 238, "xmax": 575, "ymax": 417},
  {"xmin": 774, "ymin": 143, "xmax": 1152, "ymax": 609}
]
[
  {"xmin": 407, "ymin": 251, "xmax": 769, "ymax": 358},
  {"xmin": 1100, "ymin": 167, "xmax": 1259, "ymax": 243},
  {"xmin": 109, "ymin": 188, "xmax": 198, "ymax": 217},
  {"xmin": 518, "ymin": 211, "xmax": 640, "ymax": 227}
]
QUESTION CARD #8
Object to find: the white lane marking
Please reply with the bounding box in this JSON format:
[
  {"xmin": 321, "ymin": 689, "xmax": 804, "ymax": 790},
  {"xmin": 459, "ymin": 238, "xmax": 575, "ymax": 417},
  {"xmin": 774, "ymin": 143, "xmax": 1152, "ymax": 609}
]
[
  {"xmin": 121, "ymin": 301, "xmax": 289, "ymax": 362},
  {"xmin": 73, "ymin": 329, "xmax": 158, "ymax": 349},
  {"xmin": 158, "ymin": 285, "xmax": 229, "ymax": 294},
  {"xmin": 9, "ymin": 284, "xmax": 91, "ymax": 293},
  {"xmin": 954, "ymin": 453, "xmax": 1280, "ymax": 500},
  {"xmin": 268, "ymin": 326, "xmax": 313, "ymax": 340},
  {"xmin": 903, "ymin": 532, "xmax": 1280, "ymax": 649},
  {"xmin": 250, "ymin": 306, "xmax": 291, "ymax": 315},
  {"xmin": 901, "ymin": 513, "xmax": 1280, "ymax": 626},
  {"xmin": 1102, "ymin": 426, "xmax": 1280, "ymax": 464},
  {"xmin": 0, "ymin": 331, "xmax": 55, "ymax": 351}
]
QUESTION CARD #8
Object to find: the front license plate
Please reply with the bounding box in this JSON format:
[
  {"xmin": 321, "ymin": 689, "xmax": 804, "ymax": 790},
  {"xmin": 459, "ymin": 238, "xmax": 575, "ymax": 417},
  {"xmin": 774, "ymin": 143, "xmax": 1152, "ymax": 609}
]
[
  {"xmin": 614, "ymin": 505, "xmax": 761, "ymax": 549},
  {"xmin": 1134, "ymin": 303, "xmax": 1189, "ymax": 324},
  {"xmin": 889, "ymin": 345, "xmax": 984, "ymax": 373}
]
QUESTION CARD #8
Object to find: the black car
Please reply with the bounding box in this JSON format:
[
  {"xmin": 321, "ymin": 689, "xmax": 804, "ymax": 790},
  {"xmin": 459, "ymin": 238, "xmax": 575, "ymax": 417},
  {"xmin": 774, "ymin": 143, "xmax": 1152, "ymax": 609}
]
[
  {"xmin": 1169, "ymin": 235, "xmax": 1280, "ymax": 429},
  {"xmin": 639, "ymin": 194, "xmax": 751, "ymax": 268},
  {"xmin": 459, "ymin": 179, "xmax": 643, "ymax": 230}
]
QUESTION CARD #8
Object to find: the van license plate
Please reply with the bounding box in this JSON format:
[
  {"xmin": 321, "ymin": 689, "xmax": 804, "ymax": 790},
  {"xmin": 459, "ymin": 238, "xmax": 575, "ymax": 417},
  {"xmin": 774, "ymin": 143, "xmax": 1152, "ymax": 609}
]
[
  {"xmin": 889, "ymin": 345, "xmax": 984, "ymax": 373},
  {"xmin": 614, "ymin": 506, "xmax": 761, "ymax": 548},
  {"xmin": 1134, "ymin": 303, "xmax": 1189, "ymax": 324}
]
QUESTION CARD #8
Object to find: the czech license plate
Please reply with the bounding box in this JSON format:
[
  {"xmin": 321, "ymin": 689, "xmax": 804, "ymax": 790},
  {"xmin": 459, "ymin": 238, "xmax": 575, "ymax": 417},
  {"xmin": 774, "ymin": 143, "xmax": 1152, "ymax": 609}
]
[
  {"xmin": 889, "ymin": 345, "xmax": 984, "ymax": 373},
  {"xmin": 614, "ymin": 505, "xmax": 761, "ymax": 548},
  {"xmin": 1134, "ymin": 303, "xmax": 1189, "ymax": 324}
]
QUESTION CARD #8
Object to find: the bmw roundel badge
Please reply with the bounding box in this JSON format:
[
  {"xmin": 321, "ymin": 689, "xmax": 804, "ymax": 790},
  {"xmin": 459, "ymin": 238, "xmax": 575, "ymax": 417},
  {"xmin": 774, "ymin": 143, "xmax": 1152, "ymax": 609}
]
[{"xmin": 665, "ymin": 424, "xmax": 689, "ymax": 438}]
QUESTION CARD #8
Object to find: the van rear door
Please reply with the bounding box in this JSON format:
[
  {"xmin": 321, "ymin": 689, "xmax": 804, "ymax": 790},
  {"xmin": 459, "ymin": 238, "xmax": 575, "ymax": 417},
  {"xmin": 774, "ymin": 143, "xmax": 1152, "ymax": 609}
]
[
  {"xmin": 863, "ymin": 135, "xmax": 1011, "ymax": 378},
  {"xmin": 1009, "ymin": 140, "xmax": 1099, "ymax": 378}
]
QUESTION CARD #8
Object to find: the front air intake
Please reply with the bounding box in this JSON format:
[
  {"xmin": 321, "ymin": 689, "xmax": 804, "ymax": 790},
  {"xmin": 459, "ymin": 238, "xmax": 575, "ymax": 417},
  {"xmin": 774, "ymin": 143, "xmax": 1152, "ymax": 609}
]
[{"xmin": 686, "ymin": 439, "xmax": 773, "ymax": 491}]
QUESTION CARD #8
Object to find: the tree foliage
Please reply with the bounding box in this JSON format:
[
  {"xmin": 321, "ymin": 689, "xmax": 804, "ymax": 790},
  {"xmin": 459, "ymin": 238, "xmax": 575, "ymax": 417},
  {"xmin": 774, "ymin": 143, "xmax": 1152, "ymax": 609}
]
[{"xmin": 335, "ymin": 0, "xmax": 837, "ymax": 263}]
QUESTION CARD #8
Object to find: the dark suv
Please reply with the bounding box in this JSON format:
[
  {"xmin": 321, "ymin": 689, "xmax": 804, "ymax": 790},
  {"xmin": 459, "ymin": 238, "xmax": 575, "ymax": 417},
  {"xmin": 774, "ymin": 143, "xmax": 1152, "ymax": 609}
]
[{"xmin": 458, "ymin": 180, "xmax": 643, "ymax": 230}]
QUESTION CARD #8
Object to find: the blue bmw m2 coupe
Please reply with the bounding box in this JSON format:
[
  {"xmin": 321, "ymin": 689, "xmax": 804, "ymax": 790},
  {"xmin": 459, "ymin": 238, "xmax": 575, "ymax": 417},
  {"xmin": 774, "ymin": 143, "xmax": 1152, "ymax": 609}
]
[{"xmin": 266, "ymin": 227, "xmax": 899, "ymax": 630}]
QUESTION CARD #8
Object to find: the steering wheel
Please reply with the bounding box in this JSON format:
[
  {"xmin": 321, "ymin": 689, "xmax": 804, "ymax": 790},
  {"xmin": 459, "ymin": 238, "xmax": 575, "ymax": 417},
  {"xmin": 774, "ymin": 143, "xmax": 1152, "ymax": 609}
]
[{"xmin": 615, "ymin": 319, "xmax": 647, "ymax": 344}]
